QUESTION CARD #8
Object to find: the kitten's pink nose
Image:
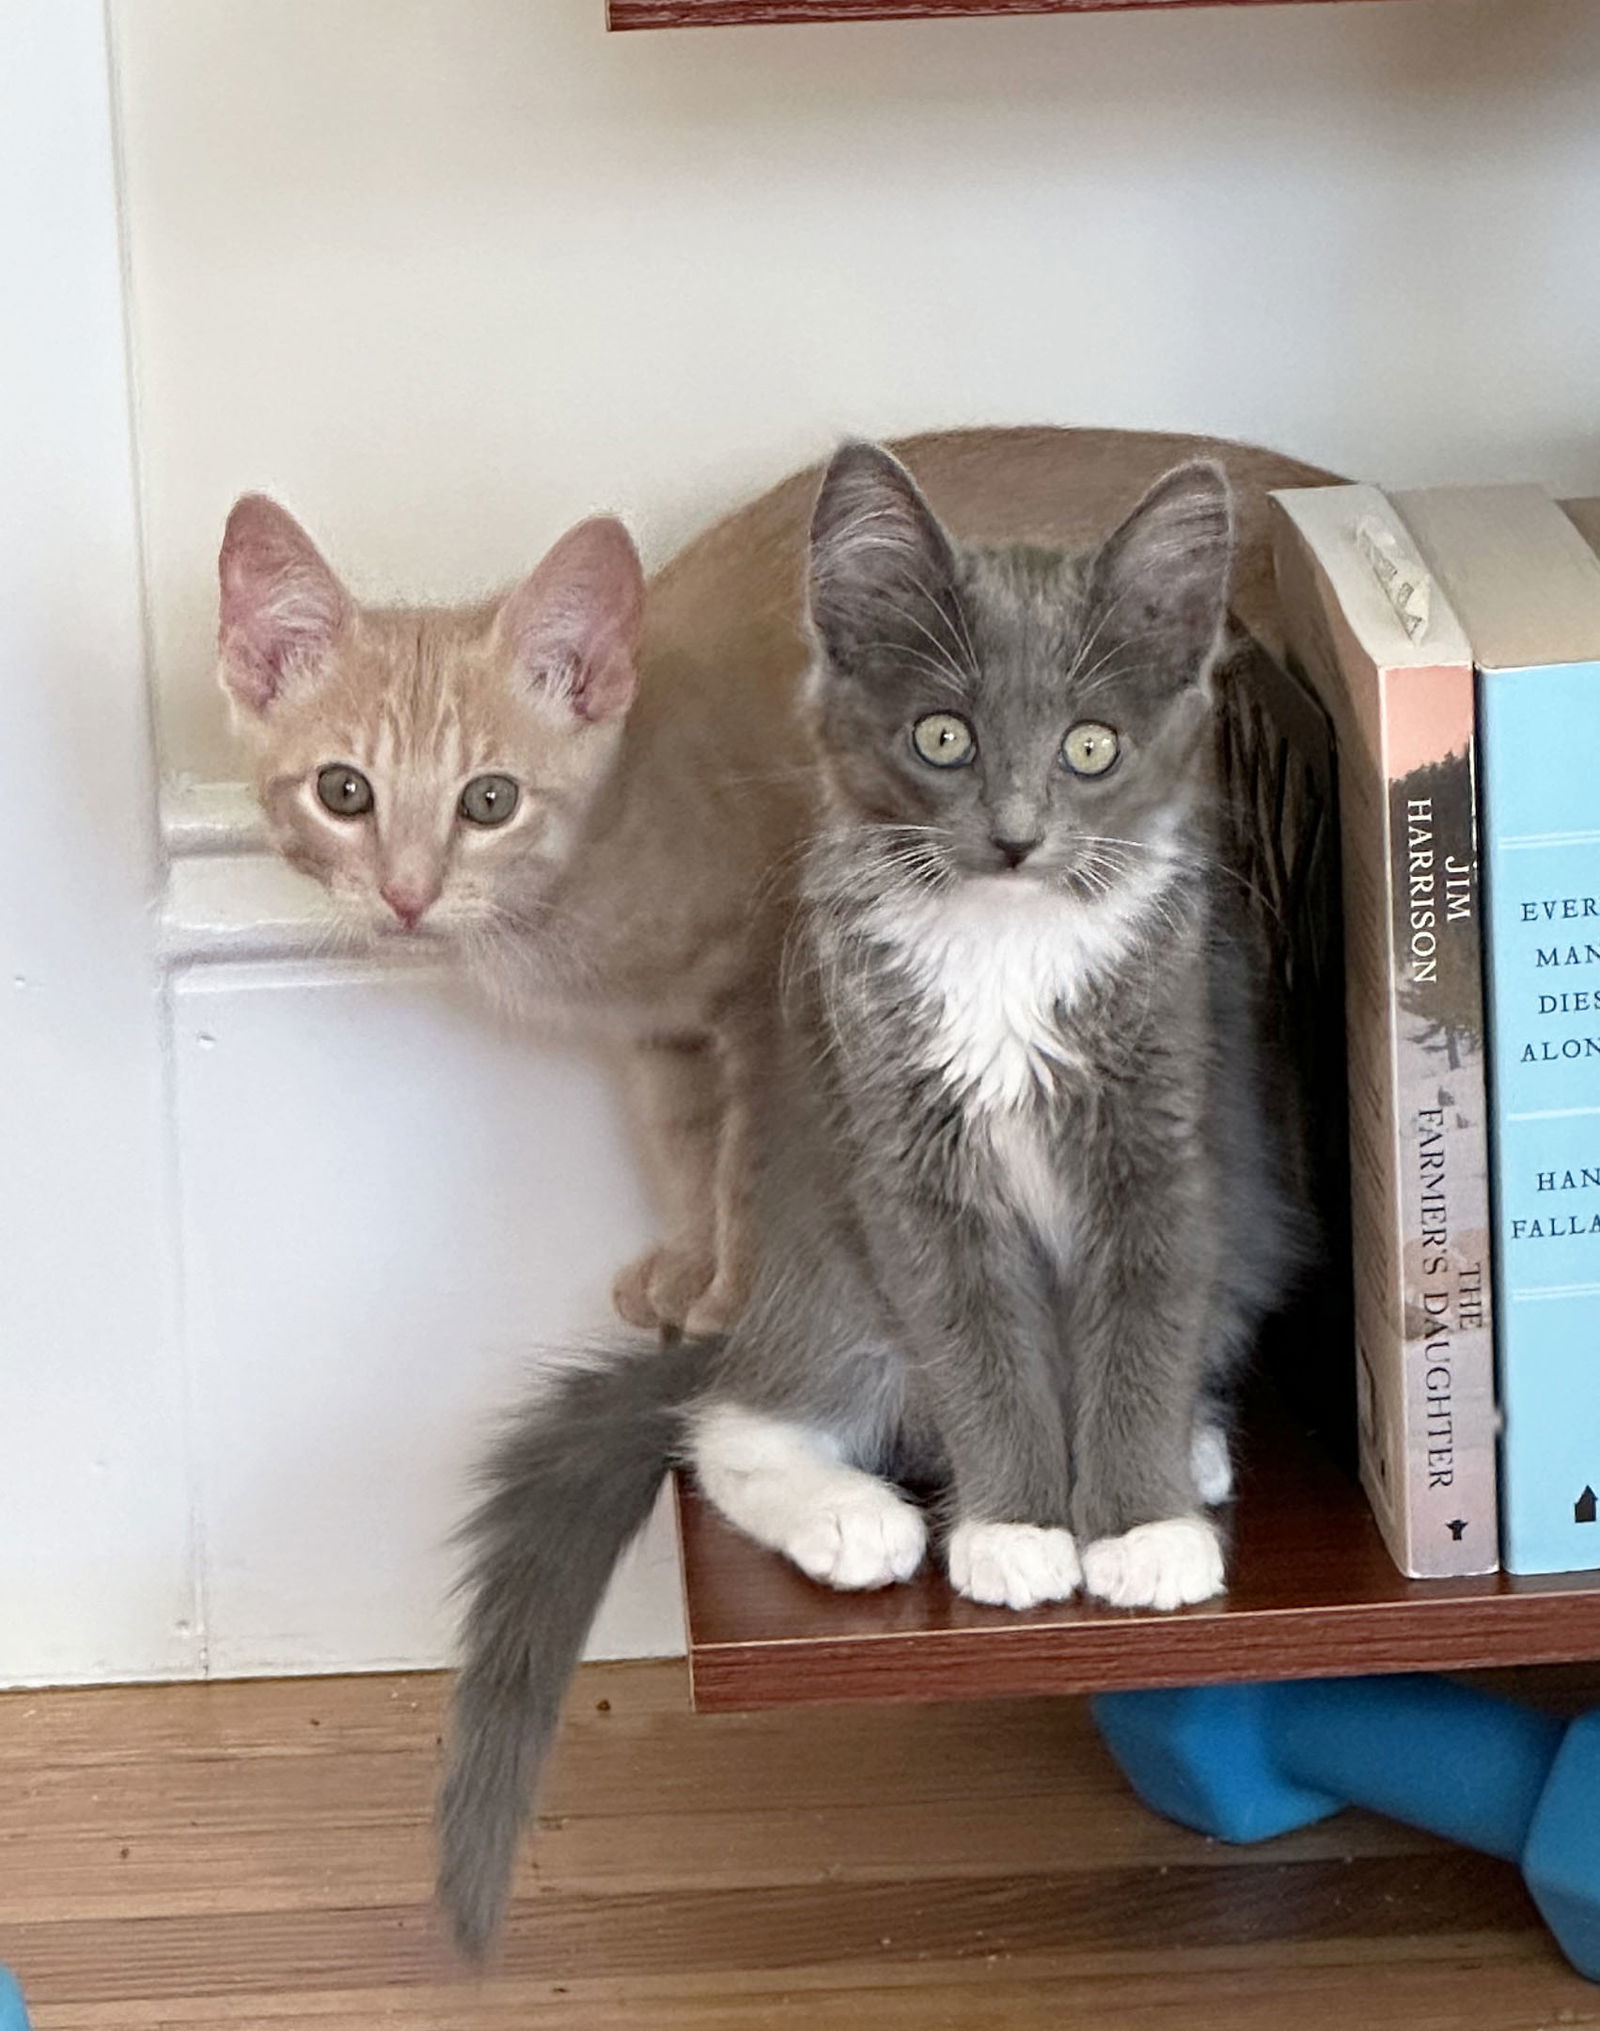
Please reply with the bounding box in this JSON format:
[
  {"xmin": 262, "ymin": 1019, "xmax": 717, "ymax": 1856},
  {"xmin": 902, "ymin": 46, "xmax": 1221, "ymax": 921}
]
[{"xmin": 380, "ymin": 881, "xmax": 433, "ymax": 930}]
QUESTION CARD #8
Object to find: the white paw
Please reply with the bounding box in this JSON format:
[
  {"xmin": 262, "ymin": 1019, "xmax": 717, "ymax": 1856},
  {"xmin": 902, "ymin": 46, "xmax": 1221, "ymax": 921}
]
[
  {"xmin": 782, "ymin": 1486, "xmax": 928, "ymax": 1591},
  {"xmin": 1191, "ymin": 1423, "xmax": 1234, "ymax": 1506},
  {"xmin": 947, "ymin": 1521, "xmax": 1081, "ymax": 1611},
  {"xmin": 1081, "ymin": 1517, "xmax": 1225, "ymax": 1611}
]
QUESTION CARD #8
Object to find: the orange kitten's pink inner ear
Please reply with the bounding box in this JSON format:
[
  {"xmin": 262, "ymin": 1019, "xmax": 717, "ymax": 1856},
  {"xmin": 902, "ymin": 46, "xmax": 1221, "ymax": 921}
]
[
  {"xmin": 217, "ymin": 493, "xmax": 349, "ymax": 716},
  {"xmin": 497, "ymin": 515, "xmax": 645, "ymax": 725}
]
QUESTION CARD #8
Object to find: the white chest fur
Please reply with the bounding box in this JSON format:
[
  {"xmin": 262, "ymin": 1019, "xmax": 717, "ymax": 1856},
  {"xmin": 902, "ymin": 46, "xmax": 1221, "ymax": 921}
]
[{"xmin": 867, "ymin": 874, "xmax": 1151, "ymax": 1111}]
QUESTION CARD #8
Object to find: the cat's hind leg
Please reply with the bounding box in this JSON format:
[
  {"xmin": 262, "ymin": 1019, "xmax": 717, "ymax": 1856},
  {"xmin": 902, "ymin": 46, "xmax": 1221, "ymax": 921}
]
[
  {"xmin": 1190, "ymin": 1419, "xmax": 1234, "ymax": 1506},
  {"xmin": 690, "ymin": 1403, "xmax": 926, "ymax": 1591}
]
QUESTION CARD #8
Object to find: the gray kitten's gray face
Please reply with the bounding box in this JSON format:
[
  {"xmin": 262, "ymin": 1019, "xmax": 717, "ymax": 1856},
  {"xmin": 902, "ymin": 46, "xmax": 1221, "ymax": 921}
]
[{"xmin": 806, "ymin": 444, "xmax": 1232, "ymax": 895}]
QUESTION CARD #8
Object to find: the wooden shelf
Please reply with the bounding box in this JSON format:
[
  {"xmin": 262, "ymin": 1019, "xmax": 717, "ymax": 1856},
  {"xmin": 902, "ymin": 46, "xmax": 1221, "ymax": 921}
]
[
  {"xmin": 677, "ymin": 1399, "xmax": 1600, "ymax": 1712},
  {"xmin": 609, "ymin": 0, "xmax": 1409, "ymax": 31}
]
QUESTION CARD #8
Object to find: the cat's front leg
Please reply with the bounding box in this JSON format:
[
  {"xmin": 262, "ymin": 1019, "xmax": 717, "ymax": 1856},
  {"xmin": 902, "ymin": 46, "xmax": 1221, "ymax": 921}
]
[
  {"xmin": 613, "ymin": 1010, "xmax": 771, "ymax": 1337},
  {"xmin": 1069, "ymin": 1199, "xmax": 1228, "ymax": 1612},
  {"xmin": 612, "ymin": 1034, "xmax": 723, "ymax": 1333},
  {"xmin": 681, "ymin": 1012, "xmax": 771, "ymax": 1336},
  {"xmin": 946, "ymin": 1519, "xmax": 1083, "ymax": 1612},
  {"xmin": 875, "ymin": 1216, "xmax": 1081, "ymax": 1611}
]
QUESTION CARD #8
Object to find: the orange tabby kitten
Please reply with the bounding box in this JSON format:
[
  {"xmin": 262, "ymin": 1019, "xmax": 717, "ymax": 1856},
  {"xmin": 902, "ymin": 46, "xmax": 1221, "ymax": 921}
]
[{"xmin": 218, "ymin": 428, "xmax": 1339, "ymax": 1332}]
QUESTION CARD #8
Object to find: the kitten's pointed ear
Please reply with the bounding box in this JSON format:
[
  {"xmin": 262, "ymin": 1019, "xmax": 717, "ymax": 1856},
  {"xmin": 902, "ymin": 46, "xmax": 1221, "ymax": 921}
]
[
  {"xmin": 218, "ymin": 495, "xmax": 350, "ymax": 717},
  {"xmin": 496, "ymin": 517, "xmax": 645, "ymax": 725},
  {"xmin": 1087, "ymin": 462, "xmax": 1234, "ymax": 692},
  {"xmin": 808, "ymin": 442, "xmax": 961, "ymax": 676}
]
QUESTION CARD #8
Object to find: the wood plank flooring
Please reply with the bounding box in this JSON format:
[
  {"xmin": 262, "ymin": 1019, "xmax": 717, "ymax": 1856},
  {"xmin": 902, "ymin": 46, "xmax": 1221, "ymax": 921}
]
[{"xmin": 3, "ymin": 1660, "xmax": 1599, "ymax": 2027}]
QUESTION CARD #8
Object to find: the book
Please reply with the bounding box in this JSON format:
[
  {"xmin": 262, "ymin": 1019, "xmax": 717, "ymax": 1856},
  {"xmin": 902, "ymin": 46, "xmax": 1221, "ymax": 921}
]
[
  {"xmin": 1271, "ymin": 485, "xmax": 1498, "ymax": 1578},
  {"xmin": 1394, "ymin": 484, "xmax": 1600, "ymax": 1576}
]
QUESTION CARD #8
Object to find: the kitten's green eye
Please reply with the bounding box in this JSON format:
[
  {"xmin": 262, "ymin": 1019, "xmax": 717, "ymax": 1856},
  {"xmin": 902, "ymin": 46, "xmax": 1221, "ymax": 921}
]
[
  {"xmin": 1061, "ymin": 722, "xmax": 1120, "ymax": 779},
  {"xmin": 315, "ymin": 764, "xmax": 374, "ymax": 818},
  {"xmin": 911, "ymin": 713, "xmax": 976, "ymax": 769},
  {"xmin": 459, "ymin": 773, "xmax": 521, "ymax": 827}
]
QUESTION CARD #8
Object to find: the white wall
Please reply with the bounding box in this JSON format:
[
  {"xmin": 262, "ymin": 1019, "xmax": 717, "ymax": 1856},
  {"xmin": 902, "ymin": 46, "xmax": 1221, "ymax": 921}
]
[
  {"xmin": 111, "ymin": 0, "xmax": 1600, "ymax": 780},
  {"xmin": 0, "ymin": 1, "xmax": 193, "ymax": 1684},
  {"xmin": 168, "ymin": 961, "xmax": 676, "ymax": 1677}
]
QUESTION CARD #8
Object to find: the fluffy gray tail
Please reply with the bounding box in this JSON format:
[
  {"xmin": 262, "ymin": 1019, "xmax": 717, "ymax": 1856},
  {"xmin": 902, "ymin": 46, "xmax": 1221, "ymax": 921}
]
[{"xmin": 436, "ymin": 1341, "xmax": 701, "ymax": 1958}]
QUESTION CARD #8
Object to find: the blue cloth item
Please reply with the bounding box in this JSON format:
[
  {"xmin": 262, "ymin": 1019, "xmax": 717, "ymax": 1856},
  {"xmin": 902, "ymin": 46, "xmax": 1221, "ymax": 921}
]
[
  {"xmin": 1095, "ymin": 1674, "xmax": 1600, "ymax": 1981},
  {"xmin": 0, "ymin": 1968, "xmax": 30, "ymax": 2030}
]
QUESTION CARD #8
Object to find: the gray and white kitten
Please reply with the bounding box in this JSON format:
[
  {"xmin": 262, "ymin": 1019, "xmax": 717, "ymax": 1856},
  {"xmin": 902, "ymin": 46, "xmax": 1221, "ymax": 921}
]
[{"xmin": 437, "ymin": 445, "xmax": 1304, "ymax": 1957}]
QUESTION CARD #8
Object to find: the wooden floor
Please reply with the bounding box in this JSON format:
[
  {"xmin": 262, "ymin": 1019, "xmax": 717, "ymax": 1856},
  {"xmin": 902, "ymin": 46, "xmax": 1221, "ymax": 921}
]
[{"xmin": 4, "ymin": 1659, "xmax": 1600, "ymax": 2028}]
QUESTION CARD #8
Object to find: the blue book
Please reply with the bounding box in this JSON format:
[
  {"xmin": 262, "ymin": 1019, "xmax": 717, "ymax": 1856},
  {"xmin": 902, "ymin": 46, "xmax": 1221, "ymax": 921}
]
[{"xmin": 1396, "ymin": 485, "xmax": 1600, "ymax": 1575}]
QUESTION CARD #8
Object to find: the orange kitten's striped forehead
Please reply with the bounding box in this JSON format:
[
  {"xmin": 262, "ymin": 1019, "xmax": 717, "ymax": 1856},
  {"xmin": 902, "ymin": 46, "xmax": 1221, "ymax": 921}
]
[{"xmin": 217, "ymin": 496, "xmax": 643, "ymax": 944}]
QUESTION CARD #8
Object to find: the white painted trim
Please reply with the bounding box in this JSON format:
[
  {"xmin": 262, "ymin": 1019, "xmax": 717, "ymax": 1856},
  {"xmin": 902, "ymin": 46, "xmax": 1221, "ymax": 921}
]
[
  {"xmin": 160, "ymin": 854, "xmax": 385, "ymax": 969},
  {"xmin": 165, "ymin": 777, "xmax": 269, "ymax": 856},
  {"xmin": 160, "ymin": 778, "xmax": 361, "ymax": 967}
]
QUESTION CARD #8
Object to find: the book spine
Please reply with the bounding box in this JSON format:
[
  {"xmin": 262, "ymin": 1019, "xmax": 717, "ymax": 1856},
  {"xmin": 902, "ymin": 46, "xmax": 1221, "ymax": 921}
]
[
  {"xmin": 1377, "ymin": 683, "xmax": 1499, "ymax": 1576},
  {"xmin": 1479, "ymin": 660, "xmax": 1600, "ymax": 1574}
]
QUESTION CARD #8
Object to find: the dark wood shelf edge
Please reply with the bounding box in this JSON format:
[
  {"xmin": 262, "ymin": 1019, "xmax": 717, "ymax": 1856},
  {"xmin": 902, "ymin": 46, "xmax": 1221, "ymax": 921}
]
[
  {"xmin": 608, "ymin": 0, "xmax": 1414, "ymax": 31},
  {"xmin": 675, "ymin": 1383, "xmax": 1600, "ymax": 1715},
  {"xmin": 687, "ymin": 1587, "xmax": 1600, "ymax": 1712}
]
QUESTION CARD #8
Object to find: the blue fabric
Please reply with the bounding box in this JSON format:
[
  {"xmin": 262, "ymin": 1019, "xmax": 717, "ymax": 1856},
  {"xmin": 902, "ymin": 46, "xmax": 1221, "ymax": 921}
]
[
  {"xmin": 0, "ymin": 1968, "xmax": 30, "ymax": 2031},
  {"xmin": 1094, "ymin": 1674, "xmax": 1600, "ymax": 1983},
  {"xmin": 1526, "ymin": 1709, "xmax": 1600, "ymax": 1980}
]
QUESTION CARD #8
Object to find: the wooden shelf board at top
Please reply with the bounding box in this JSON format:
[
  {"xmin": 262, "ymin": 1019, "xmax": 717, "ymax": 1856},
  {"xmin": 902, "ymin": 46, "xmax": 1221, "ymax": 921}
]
[
  {"xmin": 677, "ymin": 1399, "xmax": 1600, "ymax": 1713},
  {"xmin": 608, "ymin": 0, "xmax": 1418, "ymax": 31}
]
